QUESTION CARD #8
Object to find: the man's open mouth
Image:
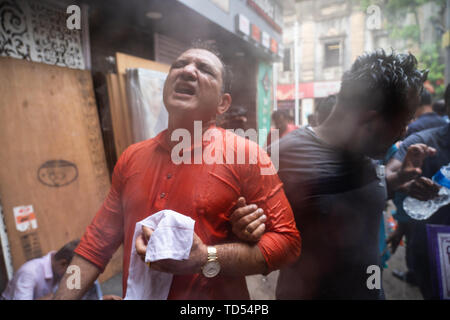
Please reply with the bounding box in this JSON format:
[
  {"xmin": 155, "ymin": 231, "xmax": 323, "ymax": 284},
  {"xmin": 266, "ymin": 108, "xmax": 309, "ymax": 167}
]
[{"xmin": 174, "ymin": 84, "xmax": 196, "ymax": 96}]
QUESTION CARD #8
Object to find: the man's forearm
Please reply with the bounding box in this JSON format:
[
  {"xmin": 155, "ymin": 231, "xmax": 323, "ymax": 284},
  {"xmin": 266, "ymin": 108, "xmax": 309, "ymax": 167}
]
[
  {"xmin": 386, "ymin": 170, "xmax": 406, "ymax": 197},
  {"xmin": 53, "ymin": 254, "xmax": 101, "ymax": 300},
  {"xmin": 386, "ymin": 158, "xmax": 410, "ymax": 198},
  {"xmin": 215, "ymin": 242, "xmax": 268, "ymax": 276}
]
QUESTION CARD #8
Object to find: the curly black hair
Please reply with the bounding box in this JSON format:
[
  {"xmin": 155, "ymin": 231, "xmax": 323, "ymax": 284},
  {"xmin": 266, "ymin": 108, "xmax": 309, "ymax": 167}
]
[{"xmin": 338, "ymin": 49, "xmax": 428, "ymax": 118}]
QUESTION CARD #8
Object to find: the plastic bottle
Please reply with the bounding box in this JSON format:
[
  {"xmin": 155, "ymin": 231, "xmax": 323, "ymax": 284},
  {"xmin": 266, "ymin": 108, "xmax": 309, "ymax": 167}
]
[{"xmin": 403, "ymin": 163, "xmax": 450, "ymax": 220}]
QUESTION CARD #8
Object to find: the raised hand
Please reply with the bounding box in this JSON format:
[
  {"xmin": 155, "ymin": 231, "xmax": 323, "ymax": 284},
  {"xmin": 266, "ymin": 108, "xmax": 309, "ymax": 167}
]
[{"xmin": 399, "ymin": 143, "xmax": 436, "ymax": 182}]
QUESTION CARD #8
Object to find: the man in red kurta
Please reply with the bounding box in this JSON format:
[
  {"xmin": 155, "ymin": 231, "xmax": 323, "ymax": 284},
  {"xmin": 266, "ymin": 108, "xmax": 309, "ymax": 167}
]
[
  {"xmin": 54, "ymin": 45, "xmax": 301, "ymax": 300},
  {"xmin": 265, "ymin": 110, "xmax": 299, "ymax": 147}
]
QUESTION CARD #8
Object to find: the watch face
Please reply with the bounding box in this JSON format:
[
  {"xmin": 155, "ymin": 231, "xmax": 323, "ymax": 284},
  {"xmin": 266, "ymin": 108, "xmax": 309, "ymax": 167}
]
[{"xmin": 202, "ymin": 261, "xmax": 220, "ymax": 278}]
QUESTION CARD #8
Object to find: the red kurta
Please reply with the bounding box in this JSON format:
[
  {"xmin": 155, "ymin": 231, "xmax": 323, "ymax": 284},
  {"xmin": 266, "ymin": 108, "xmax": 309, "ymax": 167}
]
[{"xmin": 75, "ymin": 126, "xmax": 301, "ymax": 299}]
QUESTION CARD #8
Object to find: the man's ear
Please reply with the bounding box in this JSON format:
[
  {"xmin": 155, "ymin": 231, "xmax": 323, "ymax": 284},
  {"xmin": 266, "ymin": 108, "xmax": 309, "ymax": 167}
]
[
  {"xmin": 359, "ymin": 110, "xmax": 379, "ymax": 128},
  {"xmin": 217, "ymin": 93, "xmax": 232, "ymax": 115}
]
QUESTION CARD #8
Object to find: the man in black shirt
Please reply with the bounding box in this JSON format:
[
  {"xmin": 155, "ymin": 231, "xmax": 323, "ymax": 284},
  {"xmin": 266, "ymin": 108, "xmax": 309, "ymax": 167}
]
[{"xmin": 231, "ymin": 50, "xmax": 432, "ymax": 299}]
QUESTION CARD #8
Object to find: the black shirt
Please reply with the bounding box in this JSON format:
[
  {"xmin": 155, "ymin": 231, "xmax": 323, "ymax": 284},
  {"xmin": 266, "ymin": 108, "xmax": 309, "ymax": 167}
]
[{"xmin": 271, "ymin": 127, "xmax": 386, "ymax": 299}]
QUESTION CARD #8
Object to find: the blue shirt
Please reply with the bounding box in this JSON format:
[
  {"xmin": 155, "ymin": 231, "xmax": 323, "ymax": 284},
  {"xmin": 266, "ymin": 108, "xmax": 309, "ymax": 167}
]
[
  {"xmin": 405, "ymin": 112, "xmax": 447, "ymax": 137},
  {"xmin": 393, "ymin": 124, "xmax": 450, "ymax": 298}
]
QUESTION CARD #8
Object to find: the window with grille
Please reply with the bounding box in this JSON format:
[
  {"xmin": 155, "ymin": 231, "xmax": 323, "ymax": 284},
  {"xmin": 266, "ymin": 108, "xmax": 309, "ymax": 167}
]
[{"xmin": 324, "ymin": 42, "xmax": 340, "ymax": 68}]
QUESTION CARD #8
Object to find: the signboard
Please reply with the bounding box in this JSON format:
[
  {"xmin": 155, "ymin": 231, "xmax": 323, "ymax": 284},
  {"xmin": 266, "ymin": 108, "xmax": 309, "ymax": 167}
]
[
  {"xmin": 427, "ymin": 224, "xmax": 450, "ymax": 300},
  {"xmin": 262, "ymin": 31, "xmax": 270, "ymax": 49},
  {"xmin": 270, "ymin": 38, "xmax": 278, "ymax": 54},
  {"xmin": 247, "ymin": 0, "xmax": 282, "ymax": 32},
  {"xmin": 13, "ymin": 205, "xmax": 37, "ymax": 232},
  {"xmin": 277, "ymin": 81, "xmax": 341, "ymax": 100},
  {"xmin": 251, "ymin": 24, "xmax": 261, "ymax": 43},
  {"xmin": 277, "ymin": 83, "xmax": 315, "ymax": 100},
  {"xmin": 278, "ymin": 43, "xmax": 284, "ymax": 58},
  {"xmin": 209, "ymin": 0, "xmax": 230, "ymax": 12},
  {"xmin": 313, "ymin": 81, "xmax": 341, "ymax": 98},
  {"xmin": 237, "ymin": 14, "xmax": 250, "ymax": 36},
  {"xmin": 257, "ymin": 61, "xmax": 273, "ymax": 146}
]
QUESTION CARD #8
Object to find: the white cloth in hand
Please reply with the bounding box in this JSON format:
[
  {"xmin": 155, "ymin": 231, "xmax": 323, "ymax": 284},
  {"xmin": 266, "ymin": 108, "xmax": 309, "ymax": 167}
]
[{"xmin": 124, "ymin": 210, "xmax": 195, "ymax": 300}]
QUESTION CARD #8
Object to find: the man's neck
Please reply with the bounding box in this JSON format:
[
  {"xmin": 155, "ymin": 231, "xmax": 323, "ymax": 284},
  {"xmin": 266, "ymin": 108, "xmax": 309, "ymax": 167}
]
[
  {"xmin": 166, "ymin": 116, "xmax": 216, "ymax": 148},
  {"xmin": 415, "ymin": 105, "xmax": 433, "ymax": 118},
  {"xmin": 278, "ymin": 124, "xmax": 287, "ymax": 136},
  {"xmin": 50, "ymin": 257, "xmax": 59, "ymax": 284},
  {"xmin": 312, "ymin": 111, "xmax": 354, "ymax": 151}
]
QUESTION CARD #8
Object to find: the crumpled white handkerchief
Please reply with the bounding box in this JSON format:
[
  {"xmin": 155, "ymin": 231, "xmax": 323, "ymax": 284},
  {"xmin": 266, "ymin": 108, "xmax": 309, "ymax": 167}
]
[{"xmin": 124, "ymin": 210, "xmax": 195, "ymax": 300}]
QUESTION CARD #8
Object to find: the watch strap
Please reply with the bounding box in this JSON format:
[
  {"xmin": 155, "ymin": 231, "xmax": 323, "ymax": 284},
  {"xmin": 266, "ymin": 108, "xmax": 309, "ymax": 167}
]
[{"xmin": 207, "ymin": 246, "xmax": 217, "ymax": 261}]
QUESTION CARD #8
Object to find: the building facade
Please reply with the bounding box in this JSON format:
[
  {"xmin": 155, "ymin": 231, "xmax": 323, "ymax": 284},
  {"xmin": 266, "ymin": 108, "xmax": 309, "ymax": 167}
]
[{"xmin": 277, "ymin": 0, "xmax": 444, "ymax": 125}]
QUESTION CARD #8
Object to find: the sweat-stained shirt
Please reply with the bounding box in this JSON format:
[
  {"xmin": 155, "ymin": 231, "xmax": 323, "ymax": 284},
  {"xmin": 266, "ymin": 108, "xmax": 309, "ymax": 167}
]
[
  {"xmin": 75, "ymin": 125, "xmax": 301, "ymax": 300},
  {"xmin": 271, "ymin": 126, "xmax": 386, "ymax": 299}
]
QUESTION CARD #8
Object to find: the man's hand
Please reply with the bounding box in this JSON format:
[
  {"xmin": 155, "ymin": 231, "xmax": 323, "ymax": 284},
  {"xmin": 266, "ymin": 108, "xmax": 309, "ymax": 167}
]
[
  {"xmin": 386, "ymin": 143, "xmax": 437, "ymax": 197},
  {"xmin": 400, "ymin": 176, "xmax": 441, "ymax": 201},
  {"xmin": 135, "ymin": 226, "xmax": 207, "ymax": 274},
  {"xmin": 399, "ymin": 144, "xmax": 436, "ymax": 183},
  {"xmin": 230, "ymin": 197, "xmax": 266, "ymax": 242}
]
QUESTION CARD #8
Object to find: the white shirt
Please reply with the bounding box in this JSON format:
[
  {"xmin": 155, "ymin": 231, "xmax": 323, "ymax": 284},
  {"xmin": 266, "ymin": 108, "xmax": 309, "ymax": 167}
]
[{"xmin": 1, "ymin": 251, "xmax": 57, "ymax": 300}]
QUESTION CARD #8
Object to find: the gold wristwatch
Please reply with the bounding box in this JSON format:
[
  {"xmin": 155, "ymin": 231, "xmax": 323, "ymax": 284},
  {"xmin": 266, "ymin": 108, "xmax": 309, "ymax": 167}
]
[{"xmin": 201, "ymin": 246, "xmax": 221, "ymax": 278}]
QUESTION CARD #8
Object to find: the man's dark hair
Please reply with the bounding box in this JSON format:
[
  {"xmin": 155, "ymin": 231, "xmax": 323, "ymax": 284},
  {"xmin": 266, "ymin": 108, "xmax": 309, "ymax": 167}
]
[
  {"xmin": 444, "ymin": 84, "xmax": 450, "ymax": 108},
  {"xmin": 54, "ymin": 239, "xmax": 80, "ymax": 262},
  {"xmin": 225, "ymin": 105, "xmax": 247, "ymax": 118},
  {"xmin": 338, "ymin": 49, "xmax": 427, "ymax": 118},
  {"xmin": 316, "ymin": 94, "xmax": 336, "ymax": 125},
  {"xmin": 419, "ymin": 88, "xmax": 432, "ymax": 106},
  {"xmin": 190, "ymin": 39, "xmax": 233, "ymax": 93},
  {"xmin": 217, "ymin": 105, "xmax": 248, "ymax": 129},
  {"xmin": 307, "ymin": 114, "xmax": 316, "ymax": 126},
  {"xmin": 271, "ymin": 109, "xmax": 290, "ymax": 122},
  {"xmin": 432, "ymin": 99, "xmax": 446, "ymax": 116}
]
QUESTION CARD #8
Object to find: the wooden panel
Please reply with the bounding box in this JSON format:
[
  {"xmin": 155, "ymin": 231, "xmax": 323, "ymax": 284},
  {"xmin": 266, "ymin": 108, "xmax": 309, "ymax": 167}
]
[
  {"xmin": 0, "ymin": 57, "xmax": 121, "ymax": 283},
  {"xmin": 116, "ymin": 52, "xmax": 171, "ymax": 74},
  {"xmin": 106, "ymin": 73, "xmax": 127, "ymax": 162},
  {"xmin": 111, "ymin": 52, "xmax": 170, "ymax": 158}
]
